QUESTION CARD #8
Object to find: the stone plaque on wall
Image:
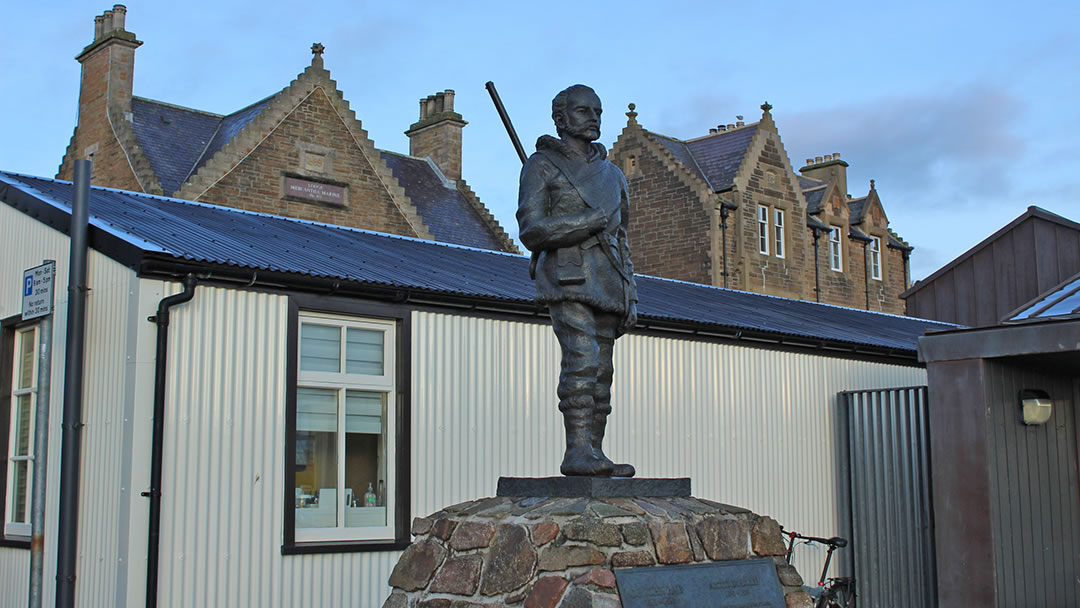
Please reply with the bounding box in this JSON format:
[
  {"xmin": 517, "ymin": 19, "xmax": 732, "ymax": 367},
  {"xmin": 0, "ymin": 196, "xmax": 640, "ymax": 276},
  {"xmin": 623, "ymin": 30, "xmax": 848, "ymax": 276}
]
[
  {"xmin": 615, "ymin": 559, "xmax": 786, "ymax": 607},
  {"xmin": 284, "ymin": 176, "xmax": 347, "ymax": 206}
]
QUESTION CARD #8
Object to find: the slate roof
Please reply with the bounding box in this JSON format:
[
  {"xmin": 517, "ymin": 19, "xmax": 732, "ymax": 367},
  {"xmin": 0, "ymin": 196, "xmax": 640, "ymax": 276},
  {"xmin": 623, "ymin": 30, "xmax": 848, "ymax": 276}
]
[
  {"xmin": 684, "ymin": 125, "xmax": 758, "ymax": 191},
  {"xmin": 646, "ymin": 125, "xmax": 758, "ymax": 192},
  {"xmin": 847, "ymin": 196, "xmax": 868, "ymax": 223},
  {"xmin": 803, "ymin": 186, "xmax": 827, "ymax": 214},
  {"xmin": 130, "ymin": 98, "xmax": 222, "ymax": 195},
  {"xmin": 0, "ymin": 172, "xmax": 955, "ymax": 356},
  {"xmin": 798, "ymin": 175, "xmax": 824, "ymax": 190},
  {"xmin": 380, "ymin": 152, "xmax": 502, "ymax": 250}
]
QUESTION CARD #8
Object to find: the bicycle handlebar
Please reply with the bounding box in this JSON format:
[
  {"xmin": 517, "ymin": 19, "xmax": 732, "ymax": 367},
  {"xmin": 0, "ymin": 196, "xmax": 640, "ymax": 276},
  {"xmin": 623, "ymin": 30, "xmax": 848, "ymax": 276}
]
[{"xmin": 781, "ymin": 528, "xmax": 848, "ymax": 548}]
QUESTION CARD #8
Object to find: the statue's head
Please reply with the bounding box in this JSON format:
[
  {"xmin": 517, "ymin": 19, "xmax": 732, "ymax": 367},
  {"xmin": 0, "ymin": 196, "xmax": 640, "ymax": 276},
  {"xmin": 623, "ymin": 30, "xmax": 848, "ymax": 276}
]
[{"xmin": 552, "ymin": 84, "xmax": 602, "ymax": 142}]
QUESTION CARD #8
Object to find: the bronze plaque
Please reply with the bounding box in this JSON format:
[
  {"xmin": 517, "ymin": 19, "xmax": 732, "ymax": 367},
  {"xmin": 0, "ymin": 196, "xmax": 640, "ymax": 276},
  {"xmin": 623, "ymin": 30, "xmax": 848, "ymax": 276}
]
[
  {"xmin": 615, "ymin": 558, "xmax": 786, "ymax": 608},
  {"xmin": 284, "ymin": 176, "xmax": 346, "ymax": 205}
]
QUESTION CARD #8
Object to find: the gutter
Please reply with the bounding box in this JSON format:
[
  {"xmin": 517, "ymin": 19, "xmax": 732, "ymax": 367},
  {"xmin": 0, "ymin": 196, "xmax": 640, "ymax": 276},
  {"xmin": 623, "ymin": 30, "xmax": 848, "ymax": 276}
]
[{"xmin": 143, "ymin": 274, "xmax": 197, "ymax": 608}]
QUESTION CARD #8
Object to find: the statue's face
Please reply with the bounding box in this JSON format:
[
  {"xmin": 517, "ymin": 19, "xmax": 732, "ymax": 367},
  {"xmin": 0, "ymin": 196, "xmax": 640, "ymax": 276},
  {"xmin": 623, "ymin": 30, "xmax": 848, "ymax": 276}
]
[{"xmin": 560, "ymin": 88, "xmax": 602, "ymax": 142}]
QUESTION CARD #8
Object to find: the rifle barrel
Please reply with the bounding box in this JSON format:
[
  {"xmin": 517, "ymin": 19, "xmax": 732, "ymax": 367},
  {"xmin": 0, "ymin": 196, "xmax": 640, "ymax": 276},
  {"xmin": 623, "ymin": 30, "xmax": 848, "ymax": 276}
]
[{"xmin": 485, "ymin": 81, "xmax": 528, "ymax": 165}]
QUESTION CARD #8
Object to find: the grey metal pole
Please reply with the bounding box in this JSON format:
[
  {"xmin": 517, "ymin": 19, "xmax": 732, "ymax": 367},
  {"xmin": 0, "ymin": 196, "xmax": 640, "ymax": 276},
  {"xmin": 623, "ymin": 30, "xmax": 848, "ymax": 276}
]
[
  {"xmin": 56, "ymin": 160, "xmax": 90, "ymax": 607},
  {"xmin": 28, "ymin": 302, "xmax": 53, "ymax": 608}
]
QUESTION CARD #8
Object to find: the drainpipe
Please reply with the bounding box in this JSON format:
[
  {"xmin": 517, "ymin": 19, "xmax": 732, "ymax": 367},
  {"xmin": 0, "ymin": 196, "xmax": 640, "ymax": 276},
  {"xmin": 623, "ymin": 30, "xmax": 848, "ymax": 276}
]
[
  {"xmin": 902, "ymin": 249, "xmax": 911, "ymax": 290},
  {"xmin": 718, "ymin": 204, "xmax": 730, "ymax": 289},
  {"xmin": 862, "ymin": 241, "xmax": 870, "ymax": 310},
  {"xmin": 55, "ymin": 160, "xmax": 90, "ymax": 608},
  {"xmin": 811, "ymin": 227, "xmax": 822, "ymax": 302},
  {"xmin": 143, "ymin": 275, "xmax": 197, "ymax": 608}
]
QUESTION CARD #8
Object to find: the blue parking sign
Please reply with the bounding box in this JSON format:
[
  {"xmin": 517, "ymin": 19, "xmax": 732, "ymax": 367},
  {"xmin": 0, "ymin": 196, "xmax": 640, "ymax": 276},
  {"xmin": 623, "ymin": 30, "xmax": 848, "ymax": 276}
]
[{"xmin": 24, "ymin": 275, "xmax": 33, "ymax": 296}]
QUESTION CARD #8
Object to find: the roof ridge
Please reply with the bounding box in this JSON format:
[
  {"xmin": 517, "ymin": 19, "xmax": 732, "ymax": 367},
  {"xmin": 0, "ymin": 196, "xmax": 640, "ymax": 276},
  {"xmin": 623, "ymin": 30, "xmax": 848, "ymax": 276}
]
[
  {"xmin": 132, "ymin": 96, "xmax": 224, "ymax": 118},
  {"xmin": 684, "ymin": 120, "xmax": 760, "ymax": 143}
]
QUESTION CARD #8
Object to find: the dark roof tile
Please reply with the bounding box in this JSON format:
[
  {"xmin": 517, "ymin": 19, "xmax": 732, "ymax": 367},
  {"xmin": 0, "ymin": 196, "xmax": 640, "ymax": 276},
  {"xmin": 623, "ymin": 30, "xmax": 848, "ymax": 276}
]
[
  {"xmin": 381, "ymin": 152, "xmax": 503, "ymax": 250},
  {"xmin": 130, "ymin": 98, "xmax": 222, "ymax": 195},
  {"xmin": 684, "ymin": 125, "xmax": 757, "ymax": 191}
]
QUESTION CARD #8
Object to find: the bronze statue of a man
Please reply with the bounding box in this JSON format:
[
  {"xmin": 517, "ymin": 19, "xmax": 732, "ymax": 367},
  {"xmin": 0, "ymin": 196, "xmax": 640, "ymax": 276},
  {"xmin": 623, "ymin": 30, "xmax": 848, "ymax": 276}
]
[{"xmin": 517, "ymin": 84, "xmax": 638, "ymax": 477}]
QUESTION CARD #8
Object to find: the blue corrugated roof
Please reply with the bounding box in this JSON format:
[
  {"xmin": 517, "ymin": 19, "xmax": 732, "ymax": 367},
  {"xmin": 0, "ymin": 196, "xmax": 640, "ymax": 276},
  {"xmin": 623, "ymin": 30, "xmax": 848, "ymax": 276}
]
[
  {"xmin": 380, "ymin": 152, "xmax": 502, "ymax": 251},
  {"xmin": 0, "ymin": 172, "xmax": 953, "ymax": 353},
  {"xmin": 130, "ymin": 98, "xmax": 222, "ymax": 195}
]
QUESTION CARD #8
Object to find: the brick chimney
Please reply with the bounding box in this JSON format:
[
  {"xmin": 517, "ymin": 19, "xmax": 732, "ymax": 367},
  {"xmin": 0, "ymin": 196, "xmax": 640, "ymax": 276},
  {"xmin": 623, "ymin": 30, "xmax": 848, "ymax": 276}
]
[
  {"xmin": 59, "ymin": 5, "xmax": 143, "ymax": 184},
  {"xmin": 799, "ymin": 152, "xmax": 849, "ymax": 197},
  {"xmin": 405, "ymin": 90, "xmax": 467, "ymax": 182}
]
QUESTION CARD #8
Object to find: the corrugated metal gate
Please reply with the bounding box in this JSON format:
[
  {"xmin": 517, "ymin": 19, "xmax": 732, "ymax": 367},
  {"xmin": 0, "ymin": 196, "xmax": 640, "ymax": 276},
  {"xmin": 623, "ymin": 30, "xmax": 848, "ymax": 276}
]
[{"xmin": 843, "ymin": 386, "xmax": 937, "ymax": 608}]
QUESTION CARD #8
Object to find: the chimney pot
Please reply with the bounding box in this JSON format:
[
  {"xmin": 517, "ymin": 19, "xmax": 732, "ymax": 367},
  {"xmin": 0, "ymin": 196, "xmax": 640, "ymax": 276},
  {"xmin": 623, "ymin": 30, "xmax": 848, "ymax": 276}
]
[
  {"xmin": 815, "ymin": 156, "xmax": 823, "ymax": 164},
  {"xmin": 94, "ymin": 15, "xmax": 105, "ymax": 40},
  {"xmin": 806, "ymin": 158, "xmax": 813, "ymax": 165},
  {"xmin": 435, "ymin": 91, "xmax": 446, "ymax": 114},
  {"xmin": 833, "ymin": 152, "xmax": 840, "ymax": 159},
  {"xmin": 418, "ymin": 99, "xmax": 427, "ymax": 120},
  {"xmin": 736, "ymin": 120, "xmax": 744, "ymax": 127},
  {"xmin": 102, "ymin": 10, "xmax": 114, "ymax": 33},
  {"xmin": 824, "ymin": 154, "xmax": 832, "ymax": 162},
  {"xmin": 709, "ymin": 128, "xmax": 717, "ymax": 134},
  {"xmin": 444, "ymin": 89, "xmax": 455, "ymax": 112},
  {"xmin": 112, "ymin": 4, "xmax": 127, "ymax": 31},
  {"xmin": 718, "ymin": 125, "xmax": 726, "ymax": 132},
  {"xmin": 727, "ymin": 124, "xmax": 735, "ymax": 130}
]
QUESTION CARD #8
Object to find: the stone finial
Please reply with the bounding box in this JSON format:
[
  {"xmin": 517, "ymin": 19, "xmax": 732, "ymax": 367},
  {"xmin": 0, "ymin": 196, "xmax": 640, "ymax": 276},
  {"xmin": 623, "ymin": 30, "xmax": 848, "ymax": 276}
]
[
  {"xmin": 626, "ymin": 103, "xmax": 638, "ymax": 124},
  {"xmin": 760, "ymin": 101, "xmax": 773, "ymax": 113},
  {"xmin": 311, "ymin": 42, "xmax": 325, "ymax": 56},
  {"xmin": 870, "ymin": 179, "xmax": 876, "ymax": 190}
]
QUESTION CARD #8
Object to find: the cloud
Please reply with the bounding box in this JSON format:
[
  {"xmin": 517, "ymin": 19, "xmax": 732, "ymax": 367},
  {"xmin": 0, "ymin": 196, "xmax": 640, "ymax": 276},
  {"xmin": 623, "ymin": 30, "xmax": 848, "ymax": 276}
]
[{"xmin": 780, "ymin": 84, "xmax": 1025, "ymax": 202}]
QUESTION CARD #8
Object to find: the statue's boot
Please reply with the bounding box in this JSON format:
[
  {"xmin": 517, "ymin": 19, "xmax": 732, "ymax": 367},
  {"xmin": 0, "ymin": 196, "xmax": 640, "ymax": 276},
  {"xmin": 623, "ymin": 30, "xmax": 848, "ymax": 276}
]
[
  {"xmin": 592, "ymin": 408, "xmax": 636, "ymax": 478},
  {"xmin": 560, "ymin": 398, "xmax": 612, "ymax": 476}
]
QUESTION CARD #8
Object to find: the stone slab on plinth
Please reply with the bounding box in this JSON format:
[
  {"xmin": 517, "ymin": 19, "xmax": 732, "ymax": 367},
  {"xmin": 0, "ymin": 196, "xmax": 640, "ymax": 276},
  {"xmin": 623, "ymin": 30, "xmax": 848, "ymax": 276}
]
[
  {"xmin": 497, "ymin": 476, "xmax": 691, "ymax": 498},
  {"xmin": 383, "ymin": 493, "xmax": 813, "ymax": 608}
]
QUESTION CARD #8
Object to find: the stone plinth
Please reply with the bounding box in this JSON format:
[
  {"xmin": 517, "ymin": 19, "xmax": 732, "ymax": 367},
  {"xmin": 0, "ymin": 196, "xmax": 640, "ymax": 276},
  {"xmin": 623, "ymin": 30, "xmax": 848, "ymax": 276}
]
[{"xmin": 383, "ymin": 493, "xmax": 812, "ymax": 607}]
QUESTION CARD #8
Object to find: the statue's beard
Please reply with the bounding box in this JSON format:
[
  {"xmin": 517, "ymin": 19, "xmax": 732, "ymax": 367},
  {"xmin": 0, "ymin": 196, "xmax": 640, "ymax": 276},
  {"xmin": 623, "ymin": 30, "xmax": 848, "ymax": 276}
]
[{"xmin": 559, "ymin": 122, "xmax": 600, "ymax": 142}]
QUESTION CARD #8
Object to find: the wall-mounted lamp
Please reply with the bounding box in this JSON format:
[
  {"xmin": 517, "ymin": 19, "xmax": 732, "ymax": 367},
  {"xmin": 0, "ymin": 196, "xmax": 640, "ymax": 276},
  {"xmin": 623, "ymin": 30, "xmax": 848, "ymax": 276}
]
[{"xmin": 1020, "ymin": 389, "xmax": 1053, "ymax": 425}]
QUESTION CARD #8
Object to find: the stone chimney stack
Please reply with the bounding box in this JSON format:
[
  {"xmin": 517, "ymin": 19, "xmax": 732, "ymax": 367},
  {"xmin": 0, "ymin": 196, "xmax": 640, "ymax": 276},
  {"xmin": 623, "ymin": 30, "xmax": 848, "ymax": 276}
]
[
  {"xmin": 75, "ymin": 5, "xmax": 141, "ymax": 117},
  {"xmin": 799, "ymin": 152, "xmax": 849, "ymax": 197},
  {"xmin": 58, "ymin": 5, "xmax": 143, "ymax": 184},
  {"xmin": 406, "ymin": 89, "xmax": 467, "ymax": 182}
]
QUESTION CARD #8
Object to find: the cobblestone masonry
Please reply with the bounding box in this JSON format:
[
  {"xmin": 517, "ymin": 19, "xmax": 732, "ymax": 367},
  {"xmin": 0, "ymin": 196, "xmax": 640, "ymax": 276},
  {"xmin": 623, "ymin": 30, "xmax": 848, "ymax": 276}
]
[{"xmin": 384, "ymin": 496, "xmax": 812, "ymax": 607}]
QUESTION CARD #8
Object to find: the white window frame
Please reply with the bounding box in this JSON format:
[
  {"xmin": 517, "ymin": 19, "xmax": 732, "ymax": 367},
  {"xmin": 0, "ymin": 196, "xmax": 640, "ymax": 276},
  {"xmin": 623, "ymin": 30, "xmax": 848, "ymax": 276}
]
[
  {"xmin": 829, "ymin": 227, "xmax": 843, "ymax": 271},
  {"xmin": 757, "ymin": 205, "xmax": 769, "ymax": 255},
  {"xmin": 773, "ymin": 209, "xmax": 785, "ymax": 259},
  {"xmin": 5, "ymin": 325, "xmax": 38, "ymax": 539},
  {"xmin": 870, "ymin": 237, "xmax": 882, "ymax": 280},
  {"xmin": 294, "ymin": 312, "xmax": 397, "ymax": 543}
]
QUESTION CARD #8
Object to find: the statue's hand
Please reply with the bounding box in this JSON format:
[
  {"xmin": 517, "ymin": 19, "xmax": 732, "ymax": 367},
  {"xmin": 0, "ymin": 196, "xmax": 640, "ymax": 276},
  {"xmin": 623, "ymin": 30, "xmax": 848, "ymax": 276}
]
[
  {"xmin": 586, "ymin": 208, "xmax": 607, "ymax": 233},
  {"xmin": 618, "ymin": 301, "xmax": 638, "ymax": 337}
]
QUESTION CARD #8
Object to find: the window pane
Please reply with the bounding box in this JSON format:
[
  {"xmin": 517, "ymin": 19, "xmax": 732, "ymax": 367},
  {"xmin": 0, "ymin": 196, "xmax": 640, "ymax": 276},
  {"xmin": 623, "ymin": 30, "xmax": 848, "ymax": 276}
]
[
  {"xmin": 344, "ymin": 391, "xmax": 387, "ymax": 528},
  {"xmin": 346, "ymin": 328, "xmax": 384, "ymax": 375},
  {"xmin": 11, "ymin": 461, "xmax": 28, "ymax": 523},
  {"xmin": 17, "ymin": 329, "xmax": 34, "ymax": 389},
  {"xmin": 300, "ymin": 323, "xmax": 340, "ymax": 372},
  {"xmin": 13, "ymin": 394, "xmax": 32, "ymax": 457},
  {"xmin": 295, "ymin": 388, "xmax": 338, "ymax": 529}
]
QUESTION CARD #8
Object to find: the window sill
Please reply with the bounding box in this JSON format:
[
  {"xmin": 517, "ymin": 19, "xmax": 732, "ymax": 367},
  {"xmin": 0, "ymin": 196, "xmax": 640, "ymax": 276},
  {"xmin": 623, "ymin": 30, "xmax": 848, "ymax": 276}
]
[
  {"xmin": 282, "ymin": 538, "xmax": 410, "ymax": 555},
  {"xmin": 0, "ymin": 536, "xmax": 30, "ymax": 549}
]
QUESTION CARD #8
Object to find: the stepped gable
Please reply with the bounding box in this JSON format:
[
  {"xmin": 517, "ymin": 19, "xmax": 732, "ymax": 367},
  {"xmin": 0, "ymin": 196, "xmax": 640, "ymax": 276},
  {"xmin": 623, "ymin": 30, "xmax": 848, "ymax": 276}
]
[{"xmin": 129, "ymin": 98, "xmax": 223, "ymax": 195}]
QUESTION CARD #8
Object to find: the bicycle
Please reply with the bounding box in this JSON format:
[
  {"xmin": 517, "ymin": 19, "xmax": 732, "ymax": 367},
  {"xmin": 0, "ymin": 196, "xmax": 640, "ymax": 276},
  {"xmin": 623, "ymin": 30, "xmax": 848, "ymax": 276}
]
[{"xmin": 780, "ymin": 526, "xmax": 857, "ymax": 608}]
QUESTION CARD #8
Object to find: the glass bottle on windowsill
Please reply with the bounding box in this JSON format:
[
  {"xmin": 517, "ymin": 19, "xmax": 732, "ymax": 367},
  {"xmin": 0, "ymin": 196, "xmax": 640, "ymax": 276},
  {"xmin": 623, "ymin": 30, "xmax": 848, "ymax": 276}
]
[
  {"xmin": 377, "ymin": 480, "xmax": 385, "ymax": 507},
  {"xmin": 364, "ymin": 483, "xmax": 376, "ymax": 507}
]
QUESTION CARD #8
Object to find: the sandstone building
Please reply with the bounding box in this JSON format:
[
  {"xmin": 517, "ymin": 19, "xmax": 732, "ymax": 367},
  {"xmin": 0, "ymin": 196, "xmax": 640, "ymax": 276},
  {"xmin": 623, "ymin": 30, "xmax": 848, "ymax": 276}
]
[
  {"xmin": 57, "ymin": 5, "xmax": 517, "ymax": 253},
  {"xmin": 610, "ymin": 102, "xmax": 911, "ymax": 313}
]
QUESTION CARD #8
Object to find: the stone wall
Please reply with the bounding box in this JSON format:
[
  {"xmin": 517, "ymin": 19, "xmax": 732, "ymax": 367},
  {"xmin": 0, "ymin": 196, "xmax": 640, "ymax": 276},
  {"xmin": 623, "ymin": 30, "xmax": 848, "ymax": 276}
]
[
  {"xmin": 383, "ymin": 495, "xmax": 813, "ymax": 607},
  {"xmin": 195, "ymin": 91, "xmax": 420, "ymax": 237}
]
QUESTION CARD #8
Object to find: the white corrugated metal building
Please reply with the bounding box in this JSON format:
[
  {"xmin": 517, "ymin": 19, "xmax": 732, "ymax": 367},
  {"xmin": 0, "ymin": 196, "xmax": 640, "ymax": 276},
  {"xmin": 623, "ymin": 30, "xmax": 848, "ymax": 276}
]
[{"xmin": 0, "ymin": 172, "xmax": 948, "ymax": 607}]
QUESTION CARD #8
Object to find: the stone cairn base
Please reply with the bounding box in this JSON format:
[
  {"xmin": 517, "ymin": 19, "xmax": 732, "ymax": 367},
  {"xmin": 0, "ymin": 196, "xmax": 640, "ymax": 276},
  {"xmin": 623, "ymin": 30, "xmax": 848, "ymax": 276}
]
[{"xmin": 382, "ymin": 491, "xmax": 813, "ymax": 607}]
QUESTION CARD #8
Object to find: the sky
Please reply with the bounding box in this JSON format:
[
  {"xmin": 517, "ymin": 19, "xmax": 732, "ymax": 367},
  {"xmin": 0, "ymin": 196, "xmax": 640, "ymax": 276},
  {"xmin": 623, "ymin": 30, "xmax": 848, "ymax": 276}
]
[{"xmin": 1, "ymin": 1, "xmax": 1078, "ymax": 281}]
